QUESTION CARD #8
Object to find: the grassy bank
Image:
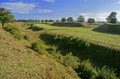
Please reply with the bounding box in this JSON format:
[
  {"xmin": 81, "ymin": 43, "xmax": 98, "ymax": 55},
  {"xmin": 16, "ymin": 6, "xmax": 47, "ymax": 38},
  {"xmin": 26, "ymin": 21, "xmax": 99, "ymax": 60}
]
[
  {"xmin": 0, "ymin": 23, "xmax": 80, "ymax": 79},
  {"xmin": 40, "ymin": 33, "xmax": 120, "ymax": 75},
  {"xmin": 35, "ymin": 23, "xmax": 120, "ymax": 51},
  {"xmin": 35, "ymin": 23, "xmax": 120, "ymax": 76}
]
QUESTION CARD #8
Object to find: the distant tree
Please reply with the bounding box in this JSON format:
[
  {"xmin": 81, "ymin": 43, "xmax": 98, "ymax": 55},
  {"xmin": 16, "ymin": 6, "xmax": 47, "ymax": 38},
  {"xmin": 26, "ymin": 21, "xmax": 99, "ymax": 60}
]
[
  {"xmin": 45, "ymin": 19, "xmax": 48, "ymax": 22},
  {"xmin": 106, "ymin": 12, "xmax": 117, "ymax": 23},
  {"xmin": 56, "ymin": 20, "xmax": 59, "ymax": 22},
  {"xmin": 61, "ymin": 18, "xmax": 66, "ymax": 22},
  {"xmin": 0, "ymin": 7, "xmax": 14, "ymax": 27},
  {"xmin": 34, "ymin": 19, "xmax": 39, "ymax": 23},
  {"xmin": 41, "ymin": 20, "xmax": 44, "ymax": 23},
  {"xmin": 77, "ymin": 15, "xmax": 85, "ymax": 22},
  {"xmin": 37, "ymin": 19, "xmax": 40, "ymax": 22},
  {"xmin": 87, "ymin": 18, "xmax": 95, "ymax": 23},
  {"xmin": 48, "ymin": 19, "xmax": 54, "ymax": 22},
  {"xmin": 67, "ymin": 17, "xmax": 73, "ymax": 22}
]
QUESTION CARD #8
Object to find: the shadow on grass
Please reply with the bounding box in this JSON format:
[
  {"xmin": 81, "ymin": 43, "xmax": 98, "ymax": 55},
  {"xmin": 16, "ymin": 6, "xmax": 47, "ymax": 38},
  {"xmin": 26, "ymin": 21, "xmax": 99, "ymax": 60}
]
[
  {"xmin": 51, "ymin": 22, "xmax": 81, "ymax": 27},
  {"xmin": 93, "ymin": 24, "xmax": 120, "ymax": 35},
  {"xmin": 39, "ymin": 33, "xmax": 120, "ymax": 76},
  {"xmin": 28, "ymin": 26, "xmax": 44, "ymax": 31}
]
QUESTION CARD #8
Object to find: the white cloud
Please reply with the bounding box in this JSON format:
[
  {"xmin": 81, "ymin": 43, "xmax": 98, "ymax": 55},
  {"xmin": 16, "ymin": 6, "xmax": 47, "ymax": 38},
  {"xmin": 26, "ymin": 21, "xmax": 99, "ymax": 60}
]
[
  {"xmin": 0, "ymin": 2, "xmax": 36, "ymax": 14},
  {"xmin": 44, "ymin": 0, "xmax": 55, "ymax": 3},
  {"xmin": 38, "ymin": 9, "xmax": 53, "ymax": 13},
  {"xmin": 117, "ymin": 1, "xmax": 120, "ymax": 4},
  {"xmin": 79, "ymin": 11, "xmax": 120, "ymax": 21},
  {"xmin": 79, "ymin": 12, "xmax": 110, "ymax": 21}
]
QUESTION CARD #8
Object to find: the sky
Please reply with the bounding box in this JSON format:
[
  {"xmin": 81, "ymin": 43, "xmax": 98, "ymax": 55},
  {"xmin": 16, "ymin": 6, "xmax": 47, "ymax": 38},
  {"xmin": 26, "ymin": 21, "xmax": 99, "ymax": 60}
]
[{"xmin": 0, "ymin": 0, "xmax": 120, "ymax": 21}]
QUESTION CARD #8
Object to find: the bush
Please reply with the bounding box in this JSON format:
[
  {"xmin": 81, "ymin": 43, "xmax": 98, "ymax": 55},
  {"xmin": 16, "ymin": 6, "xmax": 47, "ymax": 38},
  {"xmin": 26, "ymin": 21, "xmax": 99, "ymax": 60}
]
[
  {"xmin": 96, "ymin": 66, "xmax": 118, "ymax": 79},
  {"xmin": 63, "ymin": 53, "xmax": 80, "ymax": 69},
  {"xmin": 31, "ymin": 41, "xmax": 46, "ymax": 54},
  {"xmin": 52, "ymin": 52, "xmax": 64, "ymax": 63},
  {"xmin": 28, "ymin": 25, "xmax": 44, "ymax": 31},
  {"xmin": 79, "ymin": 60, "xmax": 98, "ymax": 79},
  {"xmin": 78, "ymin": 60, "xmax": 119, "ymax": 79},
  {"xmin": 3, "ymin": 26, "xmax": 13, "ymax": 32},
  {"xmin": 3, "ymin": 26, "xmax": 23, "ymax": 40},
  {"xmin": 11, "ymin": 28, "xmax": 23, "ymax": 40}
]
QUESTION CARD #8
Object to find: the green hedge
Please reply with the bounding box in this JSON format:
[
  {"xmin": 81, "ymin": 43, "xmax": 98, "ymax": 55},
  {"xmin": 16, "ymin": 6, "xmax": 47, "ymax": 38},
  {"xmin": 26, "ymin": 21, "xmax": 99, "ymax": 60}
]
[{"xmin": 51, "ymin": 22, "xmax": 88, "ymax": 27}]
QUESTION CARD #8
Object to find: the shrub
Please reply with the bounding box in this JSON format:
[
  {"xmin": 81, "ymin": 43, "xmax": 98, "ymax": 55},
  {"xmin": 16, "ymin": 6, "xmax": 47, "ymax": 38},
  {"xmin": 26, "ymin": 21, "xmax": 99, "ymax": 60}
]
[
  {"xmin": 3, "ymin": 26, "xmax": 23, "ymax": 40},
  {"xmin": 3, "ymin": 26, "xmax": 13, "ymax": 32},
  {"xmin": 96, "ymin": 66, "xmax": 118, "ymax": 79},
  {"xmin": 31, "ymin": 41, "xmax": 46, "ymax": 54},
  {"xmin": 78, "ymin": 60, "xmax": 119, "ymax": 79},
  {"xmin": 63, "ymin": 53, "xmax": 80, "ymax": 69},
  {"xmin": 11, "ymin": 28, "xmax": 23, "ymax": 40},
  {"xmin": 28, "ymin": 25, "xmax": 44, "ymax": 31},
  {"xmin": 52, "ymin": 52, "xmax": 64, "ymax": 63},
  {"xmin": 79, "ymin": 60, "xmax": 98, "ymax": 79}
]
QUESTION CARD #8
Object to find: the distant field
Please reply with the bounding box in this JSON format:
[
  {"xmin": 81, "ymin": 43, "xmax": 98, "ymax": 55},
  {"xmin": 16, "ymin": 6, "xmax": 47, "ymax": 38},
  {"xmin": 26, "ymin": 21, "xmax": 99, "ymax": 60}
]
[{"xmin": 35, "ymin": 23, "xmax": 120, "ymax": 51}]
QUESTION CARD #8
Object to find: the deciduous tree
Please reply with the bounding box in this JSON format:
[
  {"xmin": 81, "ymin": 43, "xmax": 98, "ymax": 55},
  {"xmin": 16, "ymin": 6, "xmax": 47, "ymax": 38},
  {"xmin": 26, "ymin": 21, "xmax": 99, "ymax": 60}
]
[
  {"xmin": 87, "ymin": 18, "xmax": 95, "ymax": 23},
  {"xmin": 0, "ymin": 7, "xmax": 14, "ymax": 27},
  {"xmin": 61, "ymin": 18, "xmax": 66, "ymax": 22},
  {"xmin": 106, "ymin": 12, "xmax": 117, "ymax": 23},
  {"xmin": 77, "ymin": 15, "xmax": 85, "ymax": 22},
  {"xmin": 67, "ymin": 17, "xmax": 73, "ymax": 22}
]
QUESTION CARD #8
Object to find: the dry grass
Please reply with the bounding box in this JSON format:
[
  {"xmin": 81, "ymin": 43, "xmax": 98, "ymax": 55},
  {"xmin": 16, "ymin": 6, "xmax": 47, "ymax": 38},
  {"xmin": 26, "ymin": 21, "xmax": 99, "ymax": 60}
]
[{"xmin": 0, "ymin": 23, "xmax": 80, "ymax": 79}]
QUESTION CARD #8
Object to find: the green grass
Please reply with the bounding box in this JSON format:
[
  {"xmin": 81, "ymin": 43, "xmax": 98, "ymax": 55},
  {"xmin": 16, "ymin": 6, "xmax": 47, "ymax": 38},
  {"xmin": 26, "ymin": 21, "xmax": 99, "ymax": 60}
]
[{"xmin": 35, "ymin": 23, "xmax": 120, "ymax": 50}]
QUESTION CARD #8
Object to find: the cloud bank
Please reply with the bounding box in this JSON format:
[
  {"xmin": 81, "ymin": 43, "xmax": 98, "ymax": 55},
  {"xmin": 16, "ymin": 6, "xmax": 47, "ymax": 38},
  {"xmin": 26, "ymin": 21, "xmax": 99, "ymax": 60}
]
[{"xmin": 1, "ymin": 2, "xmax": 35, "ymax": 14}]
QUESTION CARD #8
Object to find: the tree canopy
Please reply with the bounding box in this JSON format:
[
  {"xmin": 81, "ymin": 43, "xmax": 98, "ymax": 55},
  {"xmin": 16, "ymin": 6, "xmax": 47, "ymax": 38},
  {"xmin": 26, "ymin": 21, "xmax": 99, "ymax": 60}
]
[
  {"xmin": 87, "ymin": 18, "xmax": 95, "ymax": 23},
  {"xmin": 106, "ymin": 12, "xmax": 117, "ymax": 23},
  {"xmin": 0, "ymin": 7, "xmax": 14, "ymax": 27},
  {"xmin": 77, "ymin": 15, "xmax": 85, "ymax": 22},
  {"xmin": 67, "ymin": 17, "xmax": 73, "ymax": 22},
  {"xmin": 61, "ymin": 18, "xmax": 66, "ymax": 22}
]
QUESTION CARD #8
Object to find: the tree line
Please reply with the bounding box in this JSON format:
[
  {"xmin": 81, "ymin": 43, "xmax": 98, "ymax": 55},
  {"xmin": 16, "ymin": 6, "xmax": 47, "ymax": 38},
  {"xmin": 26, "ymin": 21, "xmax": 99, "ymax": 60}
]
[{"xmin": 0, "ymin": 7, "xmax": 118, "ymax": 27}]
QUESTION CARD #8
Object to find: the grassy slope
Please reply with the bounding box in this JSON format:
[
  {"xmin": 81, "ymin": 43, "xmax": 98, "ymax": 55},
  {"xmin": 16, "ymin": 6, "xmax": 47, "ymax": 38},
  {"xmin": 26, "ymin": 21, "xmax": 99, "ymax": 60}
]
[
  {"xmin": 35, "ymin": 23, "xmax": 120, "ymax": 51},
  {"xmin": 0, "ymin": 23, "xmax": 80, "ymax": 79}
]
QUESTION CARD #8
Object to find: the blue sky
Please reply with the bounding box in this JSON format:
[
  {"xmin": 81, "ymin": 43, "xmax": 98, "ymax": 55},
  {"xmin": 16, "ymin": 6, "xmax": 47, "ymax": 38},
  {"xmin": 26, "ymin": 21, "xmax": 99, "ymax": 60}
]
[{"xmin": 0, "ymin": 0, "xmax": 120, "ymax": 21}]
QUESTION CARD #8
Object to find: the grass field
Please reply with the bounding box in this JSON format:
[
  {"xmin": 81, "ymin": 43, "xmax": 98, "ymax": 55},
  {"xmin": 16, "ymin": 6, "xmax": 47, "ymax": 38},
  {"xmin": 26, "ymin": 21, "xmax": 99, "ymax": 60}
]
[
  {"xmin": 1, "ymin": 22, "xmax": 120, "ymax": 78},
  {"xmin": 35, "ymin": 23, "xmax": 120, "ymax": 51}
]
